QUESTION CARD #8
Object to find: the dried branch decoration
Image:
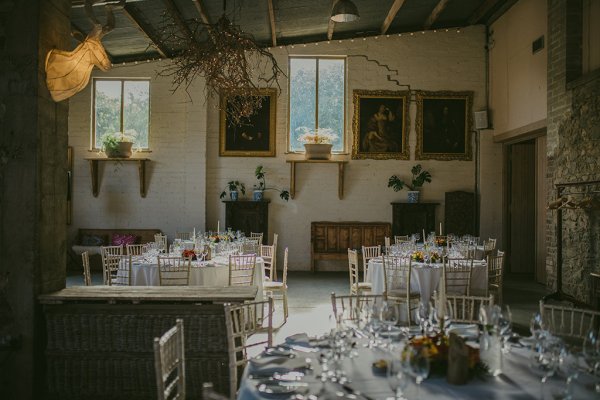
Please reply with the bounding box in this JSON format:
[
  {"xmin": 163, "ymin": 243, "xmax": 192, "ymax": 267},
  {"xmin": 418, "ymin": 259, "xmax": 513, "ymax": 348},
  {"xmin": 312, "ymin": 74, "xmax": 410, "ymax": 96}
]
[{"xmin": 159, "ymin": 12, "xmax": 284, "ymax": 125}]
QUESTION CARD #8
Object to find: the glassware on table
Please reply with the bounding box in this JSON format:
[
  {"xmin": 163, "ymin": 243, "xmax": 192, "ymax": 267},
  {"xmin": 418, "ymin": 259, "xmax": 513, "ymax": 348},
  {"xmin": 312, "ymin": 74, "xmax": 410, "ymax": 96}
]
[
  {"xmin": 558, "ymin": 347, "xmax": 580, "ymax": 400},
  {"xmin": 529, "ymin": 333, "xmax": 563, "ymax": 400},
  {"xmin": 418, "ymin": 302, "xmax": 431, "ymax": 335},
  {"xmin": 498, "ymin": 305, "xmax": 513, "ymax": 354},
  {"xmin": 387, "ymin": 351, "xmax": 409, "ymax": 400},
  {"xmin": 407, "ymin": 344, "xmax": 430, "ymax": 399},
  {"xmin": 530, "ymin": 312, "xmax": 545, "ymax": 343}
]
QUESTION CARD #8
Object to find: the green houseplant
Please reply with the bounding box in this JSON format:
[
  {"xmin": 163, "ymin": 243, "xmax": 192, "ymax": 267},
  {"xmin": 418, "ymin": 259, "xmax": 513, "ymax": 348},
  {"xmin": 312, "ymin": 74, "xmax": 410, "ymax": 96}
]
[
  {"xmin": 219, "ymin": 180, "xmax": 246, "ymax": 201},
  {"xmin": 253, "ymin": 165, "xmax": 290, "ymax": 201},
  {"xmin": 101, "ymin": 132, "xmax": 135, "ymax": 158},
  {"xmin": 388, "ymin": 164, "xmax": 432, "ymax": 203}
]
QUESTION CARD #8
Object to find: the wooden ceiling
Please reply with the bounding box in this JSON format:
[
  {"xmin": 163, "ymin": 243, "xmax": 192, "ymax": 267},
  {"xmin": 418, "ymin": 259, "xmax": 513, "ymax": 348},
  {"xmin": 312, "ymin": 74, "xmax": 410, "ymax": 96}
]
[{"xmin": 70, "ymin": 0, "xmax": 517, "ymax": 64}]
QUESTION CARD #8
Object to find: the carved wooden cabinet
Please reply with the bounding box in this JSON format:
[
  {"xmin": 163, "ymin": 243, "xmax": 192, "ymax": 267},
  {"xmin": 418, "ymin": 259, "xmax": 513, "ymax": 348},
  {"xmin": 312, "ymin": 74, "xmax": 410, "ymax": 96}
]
[
  {"xmin": 444, "ymin": 191, "xmax": 476, "ymax": 236},
  {"xmin": 224, "ymin": 200, "xmax": 269, "ymax": 243},
  {"xmin": 391, "ymin": 203, "xmax": 438, "ymax": 237}
]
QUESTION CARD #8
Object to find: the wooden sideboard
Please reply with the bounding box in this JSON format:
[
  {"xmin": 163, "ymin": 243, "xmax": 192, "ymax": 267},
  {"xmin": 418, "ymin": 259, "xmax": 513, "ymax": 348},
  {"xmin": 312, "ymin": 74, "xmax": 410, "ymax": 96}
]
[
  {"xmin": 391, "ymin": 203, "xmax": 438, "ymax": 237},
  {"xmin": 224, "ymin": 200, "xmax": 269, "ymax": 244},
  {"xmin": 311, "ymin": 221, "xmax": 391, "ymax": 272}
]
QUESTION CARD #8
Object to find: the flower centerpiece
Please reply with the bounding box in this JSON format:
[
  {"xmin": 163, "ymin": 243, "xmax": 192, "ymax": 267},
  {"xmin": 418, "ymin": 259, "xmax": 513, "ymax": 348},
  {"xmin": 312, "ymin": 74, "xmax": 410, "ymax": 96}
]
[
  {"xmin": 182, "ymin": 249, "xmax": 197, "ymax": 260},
  {"xmin": 436, "ymin": 237, "xmax": 447, "ymax": 247},
  {"xmin": 101, "ymin": 131, "xmax": 136, "ymax": 158},
  {"xmin": 429, "ymin": 252, "xmax": 442, "ymax": 263},
  {"xmin": 411, "ymin": 251, "xmax": 425, "ymax": 263},
  {"xmin": 296, "ymin": 127, "xmax": 339, "ymax": 160},
  {"xmin": 387, "ymin": 164, "xmax": 432, "ymax": 203}
]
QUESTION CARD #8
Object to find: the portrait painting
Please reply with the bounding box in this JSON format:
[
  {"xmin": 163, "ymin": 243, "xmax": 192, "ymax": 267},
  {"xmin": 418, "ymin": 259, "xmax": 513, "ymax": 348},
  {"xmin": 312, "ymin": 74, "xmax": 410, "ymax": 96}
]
[
  {"xmin": 219, "ymin": 88, "xmax": 276, "ymax": 157},
  {"xmin": 416, "ymin": 91, "xmax": 473, "ymax": 161},
  {"xmin": 352, "ymin": 90, "xmax": 409, "ymax": 160}
]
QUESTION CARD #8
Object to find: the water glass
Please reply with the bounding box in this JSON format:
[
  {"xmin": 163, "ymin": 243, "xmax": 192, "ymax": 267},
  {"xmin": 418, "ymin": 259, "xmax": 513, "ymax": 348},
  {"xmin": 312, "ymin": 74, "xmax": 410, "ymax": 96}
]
[
  {"xmin": 408, "ymin": 345, "xmax": 430, "ymax": 399},
  {"xmin": 387, "ymin": 355, "xmax": 409, "ymax": 400}
]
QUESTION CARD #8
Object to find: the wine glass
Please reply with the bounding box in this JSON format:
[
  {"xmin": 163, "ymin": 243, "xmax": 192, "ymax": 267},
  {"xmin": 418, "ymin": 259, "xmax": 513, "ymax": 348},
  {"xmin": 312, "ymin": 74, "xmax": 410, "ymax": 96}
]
[
  {"xmin": 380, "ymin": 301, "xmax": 399, "ymax": 347},
  {"xmin": 387, "ymin": 355, "xmax": 409, "ymax": 400},
  {"xmin": 498, "ymin": 305, "xmax": 513, "ymax": 353},
  {"xmin": 530, "ymin": 334, "xmax": 562, "ymax": 400},
  {"xmin": 418, "ymin": 302, "xmax": 431, "ymax": 335},
  {"xmin": 530, "ymin": 312, "xmax": 545, "ymax": 342},
  {"xmin": 583, "ymin": 329, "xmax": 600, "ymax": 373},
  {"xmin": 559, "ymin": 347, "xmax": 580, "ymax": 400},
  {"xmin": 408, "ymin": 345, "xmax": 430, "ymax": 399}
]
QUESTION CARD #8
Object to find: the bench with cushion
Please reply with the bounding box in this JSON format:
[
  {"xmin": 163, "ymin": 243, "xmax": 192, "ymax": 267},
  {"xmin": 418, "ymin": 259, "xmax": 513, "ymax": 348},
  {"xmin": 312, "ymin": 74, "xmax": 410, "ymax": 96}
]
[
  {"xmin": 71, "ymin": 228, "xmax": 162, "ymax": 271},
  {"xmin": 311, "ymin": 221, "xmax": 391, "ymax": 272}
]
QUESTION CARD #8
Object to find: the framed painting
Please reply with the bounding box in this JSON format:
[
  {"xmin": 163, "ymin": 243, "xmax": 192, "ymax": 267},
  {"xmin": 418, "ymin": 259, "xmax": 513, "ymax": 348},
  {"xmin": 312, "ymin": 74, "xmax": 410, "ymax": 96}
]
[
  {"xmin": 219, "ymin": 88, "xmax": 276, "ymax": 157},
  {"xmin": 416, "ymin": 90, "xmax": 473, "ymax": 161},
  {"xmin": 351, "ymin": 90, "xmax": 409, "ymax": 160}
]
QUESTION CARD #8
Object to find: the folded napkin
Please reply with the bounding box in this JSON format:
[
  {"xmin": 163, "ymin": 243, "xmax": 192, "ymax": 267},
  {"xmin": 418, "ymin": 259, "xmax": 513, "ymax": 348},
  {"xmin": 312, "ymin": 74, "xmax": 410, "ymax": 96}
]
[
  {"xmin": 447, "ymin": 324, "xmax": 479, "ymax": 340},
  {"xmin": 248, "ymin": 356, "xmax": 308, "ymax": 376}
]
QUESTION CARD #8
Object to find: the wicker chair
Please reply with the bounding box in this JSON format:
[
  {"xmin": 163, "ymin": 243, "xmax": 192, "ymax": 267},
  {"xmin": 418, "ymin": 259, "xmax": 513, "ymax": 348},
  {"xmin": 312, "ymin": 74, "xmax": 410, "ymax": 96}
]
[
  {"xmin": 228, "ymin": 254, "xmax": 257, "ymax": 287},
  {"xmin": 361, "ymin": 245, "xmax": 381, "ymax": 283},
  {"xmin": 539, "ymin": 300, "xmax": 600, "ymax": 340},
  {"xmin": 394, "ymin": 235, "xmax": 410, "ymax": 244},
  {"xmin": 154, "ymin": 319, "xmax": 185, "ymax": 400},
  {"xmin": 487, "ymin": 250, "xmax": 505, "ymax": 304},
  {"xmin": 260, "ymin": 233, "xmax": 278, "ymax": 281},
  {"xmin": 444, "ymin": 257, "xmax": 474, "ymax": 295},
  {"xmin": 155, "ymin": 233, "xmax": 168, "ymax": 253},
  {"xmin": 348, "ymin": 249, "xmax": 371, "ymax": 295},
  {"xmin": 81, "ymin": 251, "xmax": 92, "ymax": 286},
  {"xmin": 225, "ymin": 298, "xmax": 273, "ymax": 399},
  {"xmin": 157, "ymin": 256, "xmax": 191, "ymax": 286},
  {"xmin": 382, "ymin": 255, "xmax": 420, "ymax": 325},
  {"xmin": 330, "ymin": 292, "xmax": 384, "ymax": 324},
  {"xmin": 176, "ymin": 232, "xmax": 191, "ymax": 241},
  {"xmin": 436, "ymin": 294, "xmax": 494, "ymax": 324},
  {"xmin": 263, "ymin": 247, "xmax": 289, "ymax": 323},
  {"xmin": 126, "ymin": 243, "xmax": 147, "ymax": 256}
]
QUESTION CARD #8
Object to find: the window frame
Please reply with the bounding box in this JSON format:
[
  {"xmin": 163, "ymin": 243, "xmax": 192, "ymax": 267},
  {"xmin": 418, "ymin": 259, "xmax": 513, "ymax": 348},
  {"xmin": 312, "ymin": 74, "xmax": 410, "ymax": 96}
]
[
  {"xmin": 287, "ymin": 55, "xmax": 347, "ymax": 154},
  {"xmin": 91, "ymin": 77, "xmax": 152, "ymax": 151}
]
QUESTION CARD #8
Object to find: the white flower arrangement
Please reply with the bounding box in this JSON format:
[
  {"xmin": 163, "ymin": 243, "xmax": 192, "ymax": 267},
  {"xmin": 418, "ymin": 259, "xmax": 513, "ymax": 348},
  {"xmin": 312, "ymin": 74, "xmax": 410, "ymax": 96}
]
[{"xmin": 296, "ymin": 127, "xmax": 339, "ymax": 144}]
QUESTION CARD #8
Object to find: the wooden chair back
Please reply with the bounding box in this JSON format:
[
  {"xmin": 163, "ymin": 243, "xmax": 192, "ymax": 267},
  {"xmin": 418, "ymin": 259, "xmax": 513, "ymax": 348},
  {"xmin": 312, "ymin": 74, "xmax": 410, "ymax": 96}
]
[
  {"xmin": 157, "ymin": 256, "xmax": 191, "ymax": 286},
  {"xmin": 81, "ymin": 251, "xmax": 92, "ymax": 286},
  {"xmin": 153, "ymin": 319, "xmax": 185, "ymax": 400},
  {"xmin": 259, "ymin": 244, "xmax": 275, "ymax": 281},
  {"xmin": 347, "ymin": 249, "xmax": 360, "ymax": 294},
  {"xmin": 540, "ymin": 300, "xmax": 600, "ymax": 340},
  {"xmin": 444, "ymin": 257, "xmax": 473, "ymax": 295},
  {"xmin": 438, "ymin": 294, "xmax": 494, "ymax": 324},
  {"xmin": 103, "ymin": 254, "xmax": 131, "ymax": 286},
  {"xmin": 361, "ymin": 245, "xmax": 381, "ymax": 280},
  {"xmin": 250, "ymin": 232, "xmax": 263, "ymax": 244},
  {"xmin": 176, "ymin": 232, "xmax": 191, "ymax": 241},
  {"xmin": 382, "ymin": 255, "xmax": 412, "ymax": 295},
  {"xmin": 155, "ymin": 233, "xmax": 168, "ymax": 253},
  {"xmin": 487, "ymin": 251, "xmax": 505, "ymax": 303},
  {"xmin": 126, "ymin": 243, "xmax": 147, "ymax": 256},
  {"xmin": 243, "ymin": 238, "xmax": 260, "ymax": 255},
  {"xmin": 330, "ymin": 292, "xmax": 384, "ymax": 324},
  {"xmin": 394, "ymin": 235, "xmax": 410, "ymax": 244},
  {"xmin": 281, "ymin": 247, "xmax": 289, "ymax": 287},
  {"xmin": 228, "ymin": 254, "xmax": 256, "ymax": 287}
]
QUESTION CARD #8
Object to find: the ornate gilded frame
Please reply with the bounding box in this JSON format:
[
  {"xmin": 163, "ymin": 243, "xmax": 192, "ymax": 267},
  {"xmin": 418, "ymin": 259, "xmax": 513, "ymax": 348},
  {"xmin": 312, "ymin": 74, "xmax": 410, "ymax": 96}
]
[
  {"xmin": 219, "ymin": 88, "xmax": 276, "ymax": 157},
  {"xmin": 416, "ymin": 90, "xmax": 473, "ymax": 161},
  {"xmin": 351, "ymin": 90, "xmax": 410, "ymax": 160}
]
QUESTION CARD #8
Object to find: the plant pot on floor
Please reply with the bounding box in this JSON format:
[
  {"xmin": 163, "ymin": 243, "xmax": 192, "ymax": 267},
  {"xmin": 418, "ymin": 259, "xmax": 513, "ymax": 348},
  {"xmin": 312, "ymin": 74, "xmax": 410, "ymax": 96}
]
[
  {"xmin": 304, "ymin": 143, "xmax": 332, "ymax": 160},
  {"xmin": 407, "ymin": 190, "xmax": 420, "ymax": 203},
  {"xmin": 106, "ymin": 141, "xmax": 133, "ymax": 158}
]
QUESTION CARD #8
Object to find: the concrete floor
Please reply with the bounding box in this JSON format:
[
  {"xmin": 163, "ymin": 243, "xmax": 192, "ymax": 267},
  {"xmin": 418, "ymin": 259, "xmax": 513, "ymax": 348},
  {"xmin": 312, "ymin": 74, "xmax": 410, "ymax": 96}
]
[{"xmin": 67, "ymin": 270, "xmax": 549, "ymax": 339}]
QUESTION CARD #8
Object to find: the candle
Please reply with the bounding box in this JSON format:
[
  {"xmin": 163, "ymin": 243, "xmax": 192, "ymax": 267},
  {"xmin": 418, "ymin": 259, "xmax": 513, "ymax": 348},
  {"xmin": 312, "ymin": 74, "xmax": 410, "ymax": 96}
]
[
  {"xmin": 193, "ymin": 227, "xmax": 196, "ymax": 239},
  {"xmin": 422, "ymin": 229, "xmax": 426, "ymax": 243},
  {"xmin": 439, "ymin": 222, "xmax": 442, "ymax": 235},
  {"xmin": 217, "ymin": 220, "xmax": 220, "ymax": 233}
]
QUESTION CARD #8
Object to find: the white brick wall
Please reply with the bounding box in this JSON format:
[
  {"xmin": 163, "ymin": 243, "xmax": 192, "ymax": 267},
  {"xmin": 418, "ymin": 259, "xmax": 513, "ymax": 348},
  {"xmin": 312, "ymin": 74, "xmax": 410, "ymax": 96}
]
[
  {"xmin": 68, "ymin": 25, "xmax": 503, "ymax": 271},
  {"xmin": 67, "ymin": 60, "xmax": 207, "ymax": 242}
]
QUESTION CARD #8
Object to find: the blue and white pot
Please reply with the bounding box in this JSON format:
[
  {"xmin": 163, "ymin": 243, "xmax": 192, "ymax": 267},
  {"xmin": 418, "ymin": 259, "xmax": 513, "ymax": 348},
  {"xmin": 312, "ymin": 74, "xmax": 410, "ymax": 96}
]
[
  {"xmin": 230, "ymin": 190, "xmax": 238, "ymax": 201},
  {"xmin": 253, "ymin": 190, "xmax": 264, "ymax": 201},
  {"xmin": 407, "ymin": 190, "xmax": 420, "ymax": 203}
]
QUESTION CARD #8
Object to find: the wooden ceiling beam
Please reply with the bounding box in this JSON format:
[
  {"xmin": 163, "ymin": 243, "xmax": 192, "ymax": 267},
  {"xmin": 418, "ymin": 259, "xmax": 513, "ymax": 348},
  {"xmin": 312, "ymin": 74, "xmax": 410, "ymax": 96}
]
[
  {"xmin": 122, "ymin": 4, "xmax": 168, "ymax": 58},
  {"xmin": 381, "ymin": 0, "xmax": 406, "ymax": 35},
  {"xmin": 327, "ymin": 0, "xmax": 339, "ymax": 41},
  {"xmin": 192, "ymin": 0, "xmax": 211, "ymax": 25},
  {"xmin": 423, "ymin": 0, "xmax": 450, "ymax": 30},
  {"xmin": 162, "ymin": 0, "xmax": 194, "ymax": 40},
  {"xmin": 267, "ymin": 0, "xmax": 277, "ymax": 46},
  {"xmin": 468, "ymin": 0, "xmax": 502, "ymax": 25}
]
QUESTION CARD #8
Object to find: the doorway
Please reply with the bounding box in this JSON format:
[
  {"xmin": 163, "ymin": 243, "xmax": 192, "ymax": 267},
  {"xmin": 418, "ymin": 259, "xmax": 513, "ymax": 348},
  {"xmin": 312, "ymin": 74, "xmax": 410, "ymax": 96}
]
[{"xmin": 505, "ymin": 136, "xmax": 547, "ymax": 283}]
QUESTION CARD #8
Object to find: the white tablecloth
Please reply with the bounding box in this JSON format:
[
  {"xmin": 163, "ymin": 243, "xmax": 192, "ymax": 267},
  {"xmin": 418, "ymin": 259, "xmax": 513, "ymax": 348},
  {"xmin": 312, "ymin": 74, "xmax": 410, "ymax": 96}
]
[
  {"xmin": 367, "ymin": 258, "xmax": 488, "ymax": 302},
  {"xmin": 122, "ymin": 255, "xmax": 265, "ymax": 299}
]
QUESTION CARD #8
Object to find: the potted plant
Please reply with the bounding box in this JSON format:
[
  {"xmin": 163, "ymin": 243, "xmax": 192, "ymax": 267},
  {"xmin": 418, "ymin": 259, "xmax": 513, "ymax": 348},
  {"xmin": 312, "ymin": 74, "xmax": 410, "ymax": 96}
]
[
  {"xmin": 101, "ymin": 132, "xmax": 135, "ymax": 158},
  {"xmin": 254, "ymin": 165, "xmax": 290, "ymax": 201},
  {"xmin": 388, "ymin": 164, "xmax": 432, "ymax": 203},
  {"xmin": 219, "ymin": 180, "xmax": 246, "ymax": 201},
  {"xmin": 296, "ymin": 127, "xmax": 339, "ymax": 160}
]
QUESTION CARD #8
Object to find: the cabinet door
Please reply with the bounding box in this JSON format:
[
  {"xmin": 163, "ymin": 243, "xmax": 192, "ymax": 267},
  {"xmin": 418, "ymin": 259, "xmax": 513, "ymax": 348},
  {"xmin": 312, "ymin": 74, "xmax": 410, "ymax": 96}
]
[{"xmin": 225, "ymin": 203, "xmax": 268, "ymax": 242}]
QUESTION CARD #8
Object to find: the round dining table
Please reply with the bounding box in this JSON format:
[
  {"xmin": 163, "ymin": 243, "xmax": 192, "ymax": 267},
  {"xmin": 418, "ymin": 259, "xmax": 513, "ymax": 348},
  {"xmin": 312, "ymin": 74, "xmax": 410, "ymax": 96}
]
[
  {"xmin": 119, "ymin": 254, "xmax": 266, "ymax": 300},
  {"xmin": 367, "ymin": 258, "xmax": 488, "ymax": 302}
]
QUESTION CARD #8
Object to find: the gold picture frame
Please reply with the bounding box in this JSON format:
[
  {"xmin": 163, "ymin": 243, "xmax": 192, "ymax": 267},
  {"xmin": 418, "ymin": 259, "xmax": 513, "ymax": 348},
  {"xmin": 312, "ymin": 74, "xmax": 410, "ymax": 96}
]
[
  {"xmin": 219, "ymin": 88, "xmax": 276, "ymax": 157},
  {"xmin": 416, "ymin": 90, "xmax": 473, "ymax": 161},
  {"xmin": 351, "ymin": 90, "xmax": 409, "ymax": 160}
]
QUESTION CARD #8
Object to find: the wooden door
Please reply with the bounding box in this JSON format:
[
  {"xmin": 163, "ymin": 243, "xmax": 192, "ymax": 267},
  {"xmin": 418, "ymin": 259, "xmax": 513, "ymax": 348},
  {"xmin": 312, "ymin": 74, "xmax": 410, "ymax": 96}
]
[{"xmin": 508, "ymin": 140, "xmax": 536, "ymax": 274}]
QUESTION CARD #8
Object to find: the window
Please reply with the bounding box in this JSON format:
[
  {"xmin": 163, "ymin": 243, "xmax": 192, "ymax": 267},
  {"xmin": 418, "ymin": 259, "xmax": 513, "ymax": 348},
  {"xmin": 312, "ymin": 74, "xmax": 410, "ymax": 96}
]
[
  {"xmin": 93, "ymin": 78, "xmax": 150, "ymax": 149},
  {"xmin": 288, "ymin": 57, "xmax": 345, "ymax": 152}
]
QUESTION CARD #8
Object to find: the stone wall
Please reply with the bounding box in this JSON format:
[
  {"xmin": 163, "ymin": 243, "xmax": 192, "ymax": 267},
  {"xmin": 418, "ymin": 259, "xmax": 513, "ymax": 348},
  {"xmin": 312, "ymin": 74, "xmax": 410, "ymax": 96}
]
[{"xmin": 547, "ymin": 0, "xmax": 600, "ymax": 302}]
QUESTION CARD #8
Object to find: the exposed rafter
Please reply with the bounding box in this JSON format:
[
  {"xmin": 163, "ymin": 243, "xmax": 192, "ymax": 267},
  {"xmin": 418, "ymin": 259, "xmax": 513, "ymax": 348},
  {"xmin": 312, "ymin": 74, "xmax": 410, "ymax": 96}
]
[
  {"xmin": 267, "ymin": 0, "xmax": 277, "ymax": 46},
  {"xmin": 192, "ymin": 0, "xmax": 212, "ymax": 25},
  {"xmin": 327, "ymin": 0, "xmax": 339, "ymax": 41},
  {"xmin": 423, "ymin": 0, "xmax": 450, "ymax": 30},
  {"xmin": 162, "ymin": 0, "xmax": 194, "ymax": 40},
  {"xmin": 381, "ymin": 0, "xmax": 406, "ymax": 35},
  {"xmin": 122, "ymin": 4, "xmax": 168, "ymax": 58},
  {"xmin": 468, "ymin": 0, "xmax": 502, "ymax": 25}
]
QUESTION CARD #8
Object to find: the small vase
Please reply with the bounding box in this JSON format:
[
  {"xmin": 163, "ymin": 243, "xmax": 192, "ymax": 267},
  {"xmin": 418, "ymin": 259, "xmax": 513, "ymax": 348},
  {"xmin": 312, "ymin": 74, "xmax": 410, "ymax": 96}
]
[
  {"xmin": 230, "ymin": 190, "xmax": 238, "ymax": 201},
  {"xmin": 304, "ymin": 143, "xmax": 332, "ymax": 160},
  {"xmin": 407, "ymin": 190, "xmax": 420, "ymax": 203},
  {"xmin": 253, "ymin": 190, "xmax": 264, "ymax": 201}
]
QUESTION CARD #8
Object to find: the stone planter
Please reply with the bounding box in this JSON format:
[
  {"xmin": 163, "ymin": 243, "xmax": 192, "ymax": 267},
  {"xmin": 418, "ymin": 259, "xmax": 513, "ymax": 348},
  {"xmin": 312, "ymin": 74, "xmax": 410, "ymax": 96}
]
[
  {"xmin": 407, "ymin": 190, "xmax": 420, "ymax": 203},
  {"xmin": 304, "ymin": 143, "xmax": 332, "ymax": 160},
  {"xmin": 106, "ymin": 141, "xmax": 133, "ymax": 158}
]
